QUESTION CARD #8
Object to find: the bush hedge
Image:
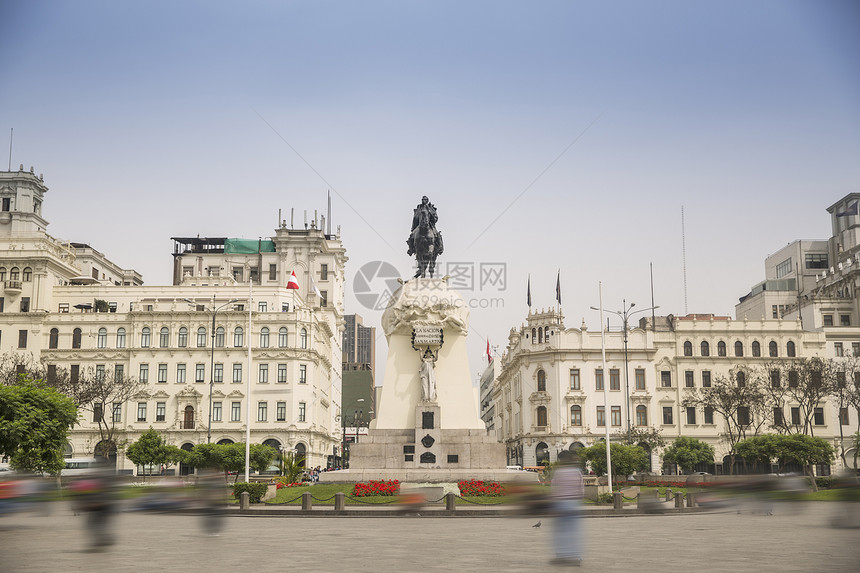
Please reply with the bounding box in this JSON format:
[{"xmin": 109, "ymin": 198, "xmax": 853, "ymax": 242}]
[{"xmin": 232, "ymin": 482, "xmax": 268, "ymax": 503}]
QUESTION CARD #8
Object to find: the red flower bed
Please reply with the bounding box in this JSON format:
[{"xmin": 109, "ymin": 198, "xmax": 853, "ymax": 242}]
[
  {"xmin": 457, "ymin": 480, "xmax": 505, "ymax": 497},
  {"xmin": 352, "ymin": 480, "xmax": 400, "ymax": 497}
]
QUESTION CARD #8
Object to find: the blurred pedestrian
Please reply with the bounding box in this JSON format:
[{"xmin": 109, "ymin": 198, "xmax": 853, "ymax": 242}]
[
  {"xmin": 550, "ymin": 451, "xmax": 584, "ymax": 566},
  {"xmin": 71, "ymin": 462, "xmax": 118, "ymax": 551}
]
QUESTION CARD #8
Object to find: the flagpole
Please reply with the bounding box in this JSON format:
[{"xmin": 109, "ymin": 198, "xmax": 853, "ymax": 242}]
[
  {"xmin": 244, "ymin": 274, "xmax": 253, "ymax": 483},
  {"xmin": 599, "ymin": 281, "xmax": 612, "ymax": 493}
]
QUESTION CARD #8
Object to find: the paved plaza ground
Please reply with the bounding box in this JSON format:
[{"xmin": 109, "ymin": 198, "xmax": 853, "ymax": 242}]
[{"xmin": 0, "ymin": 502, "xmax": 857, "ymax": 572}]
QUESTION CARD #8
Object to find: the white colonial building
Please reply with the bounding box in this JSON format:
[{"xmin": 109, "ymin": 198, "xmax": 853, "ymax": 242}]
[{"xmin": 0, "ymin": 165, "xmax": 347, "ymax": 473}]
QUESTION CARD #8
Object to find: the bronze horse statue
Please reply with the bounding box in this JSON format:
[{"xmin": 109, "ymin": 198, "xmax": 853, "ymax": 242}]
[{"xmin": 408, "ymin": 202, "xmax": 443, "ymax": 278}]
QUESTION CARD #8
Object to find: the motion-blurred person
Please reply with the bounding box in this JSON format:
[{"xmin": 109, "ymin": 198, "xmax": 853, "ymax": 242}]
[
  {"xmin": 197, "ymin": 468, "xmax": 226, "ymax": 536},
  {"xmin": 70, "ymin": 462, "xmax": 118, "ymax": 550},
  {"xmin": 550, "ymin": 451, "xmax": 584, "ymax": 567}
]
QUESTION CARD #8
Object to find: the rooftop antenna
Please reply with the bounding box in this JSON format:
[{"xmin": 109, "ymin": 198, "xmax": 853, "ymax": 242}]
[
  {"xmin": 290, "ymin": 207, "xmax": 295, "ymax": 229},
  {"xmin": 7, "ymin": 128, "xmax": 12, "ymax": 171},
  {"xmin": 650, "ymin": 262, "xmax": 656, "ymax": 330},
  {"xmin": 327, "ymin": 190, "xmax": 332, "ymax": 235},
  {"xmin": 681, "ymin": 205, "xmax": 688, "ymax": 315}
]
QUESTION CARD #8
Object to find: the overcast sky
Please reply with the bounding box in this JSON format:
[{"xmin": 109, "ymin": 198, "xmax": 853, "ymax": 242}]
[{"xmin": 2, "ymin": 1, "xmax": 859, "ymax": 379}]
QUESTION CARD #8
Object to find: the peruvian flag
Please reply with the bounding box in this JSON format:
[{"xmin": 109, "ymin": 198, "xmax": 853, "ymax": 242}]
[
  {"xmin": 486, "ymin": 339, "xmax": 492, "ymax": 363},
  {"xmin": 287, "ymin": 270, "xmax": 300, "ymax": 290}
]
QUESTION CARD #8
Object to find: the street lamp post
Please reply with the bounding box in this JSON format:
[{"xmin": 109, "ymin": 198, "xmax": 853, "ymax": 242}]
[
  {"xmin": 185, "ymin": 296, "xmax": 239, "ymax": 443},
  {"xmin": 590, "ymin": 300, "xmax": 658, "ymax": 444}
]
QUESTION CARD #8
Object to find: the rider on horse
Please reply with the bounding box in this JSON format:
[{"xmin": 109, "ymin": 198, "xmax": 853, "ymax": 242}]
[{"xmin": 407, "ymin": 196, "xmax": 443, "ymax": 278}]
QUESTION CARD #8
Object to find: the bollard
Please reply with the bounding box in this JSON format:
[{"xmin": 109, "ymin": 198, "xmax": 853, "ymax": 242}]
[
  {"xmin": 674, "ymin": 492, "xmax": 683, "ymax": 508},
  {"xmin": 637, "ymin": 492, "xmax": 643, "ymax": 509},
  {"xmin": 445, "ymin": 492, "xmax": 456, "ymax": 512},
  {"xmin": 665, "ymin": 489, "xmax": 673, "ymax": 502},
  {"xmin": 334, "ymin": 492, "xmax": 345, "ymax": 511},
  {"xmin": 687, "ymin": 492, "xmax": 696, "ymax": 508},
  {"xmin": 613, "ymin": 491, "xmax": 623, "ymax": 510},
  {"xmin": 302, "ymin": 491, "xmax": 313, "ymax": 511},
  {"xmin": 240, "ymin": 491, "xmax": 250, "ymax": 510}
]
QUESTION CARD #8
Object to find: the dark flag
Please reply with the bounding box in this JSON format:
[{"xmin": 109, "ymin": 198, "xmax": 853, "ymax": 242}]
[
  {"xmin": 556, "ymin": 271, "xmax": 562, "ymax": 305},
  {"xmin": 527, "ymin": 275, "xmax": 532, "ymax": 308}
]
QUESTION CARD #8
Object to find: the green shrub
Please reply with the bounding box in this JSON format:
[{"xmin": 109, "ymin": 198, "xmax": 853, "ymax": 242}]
[
  {"xmin": 232, "ymin": 482, "xmax": 268, "ymax": 503},
  {"xmin": 814, "ymin": 476, "xmax": 835, "ymax": 490},
  {"xmin": 596, "ymin": 492, "xmax": 614, "ymax": 504}
]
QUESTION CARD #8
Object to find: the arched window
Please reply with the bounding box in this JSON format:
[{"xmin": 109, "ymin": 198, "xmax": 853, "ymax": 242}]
[
  {"xmin": 97, "ymin": 328, "xmax": 107, "ymax": 348},
  {"xmin": 683, "ymin": 341, "xmax": 693, "ymax": 356},
  {"xmin": 116, "ymin": 328, "xmax": 126, "ymax": 348},
  {"xmin": 701, "ymin": 341, "xmax": 710, "ymax": 357},
  {"xmin": 545, "ymin": 326, "xmax": 550, "ymax": 341},
  {"xmin": 177, "ymin": 327, "xmax": 188, "ymax": 348},
  {"xmin": 197, "ymin": 327, "xmax": 207, "ymax": 348},
  {"xmin": 22, "ymin": 267, "xmax": 32, "ymax": 282},
  {"xmin": 278, "ymin": 327, "xmax": 288, "ymax": 348},
  {"xmin": 234, "ymin": 327, "xmax": 244, "ymax": 348},
  {"xmin": 140, "ymin": 327, "xmax": 150, "ymax": 348},
  {"xmin": 636, "ymin": 405, "xmax": 648, "ymax": 426},
  {"xmin": 752, "ymin": 341, "xmax": 761, "ymax": 357},
  {"xmin": 215, "ymin": 327, "xmax": 225, "ymax": 348},
  {"xmin": 787, "ymin": 341, "xmax": 796, "ymax": 357},
  {"xmin": 0, "ymin": 267, "xmax": 6, "ymax": 281},
  {"xmin": 734, "ymin": 341, "xmax": 744, "ymax": 357},
  {"xmin": 294, "ymin": 443, "xmax": 307, "ymax": 467},
  {"xmin": 570, "ymin": 405, "xmax": 582, "ymax": 426},
  {"xmin": 536, "ymin": 406, "xmax": 548, "ymax": 427},
  {"xmin": 9, "ymin": 267, "xmax": 19, "ymax": 281},
  {"xmin": 72, "ymin": 328, "xmax": 82, "ymax": 349},
  {"xmin": 159, "ymin": 327, "xmax": 169, "ymax": 348},
  {"xmin": 183, "ymin": 406, "xmax": 194, "ymax": 429},
  {"xmin": 531, "ymin": 328, "xmax": 536, "ymax": 343},
  {"xmin": 300, "ymin": 328, "xmax": 308, "ymax": 349},
  {"xmin": 260, "ymin": 327, "xmax": 270, "ymax": 348},
  {"xmin": 538, "ymin": 328, "xmax": 543, "ymax": 344},
  {"xmin": 537, "ymin": 369, "xmax": 546, "ymax": 392},
  {"xmin": 535, "ymin": 442, "xmax": 549, "ymax": 465},
  {"xmin": 736, "ymin": 371, "xmax": 746, "ymax": 387},
  {"xmin": 769, "ymin": 341, "xmax": 778, "ymax": 357},
  {"xmin": 717, "ymin": 341, "xmax": 726, "ymax": 357},
  {"xmin": 49, "ymin": 328, "xmax": 59, "ymax": 349}
]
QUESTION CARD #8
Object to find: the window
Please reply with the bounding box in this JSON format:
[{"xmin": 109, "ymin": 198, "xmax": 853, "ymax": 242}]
[
  {"xmin": 596, "ymin": 406, "xmax": 606, "ymax": 427},
  {"xmin": 570, "ymin": 405, "xmax": 582, "ymax": 425},
  {"xmin": 823, "ymin": 315, "xmax": 834, "ymax": 327},
  {"xmin": 537, "ymin": 369, "xmax": 546, "ymax": 391},
  {"xmin": 116, "ymin": 328, "xmax": 126, "ymax": 348},
  {"xmin": 114, "ymin": 365, "xmax": 124, "ymax": 381},
  {"xmin": 704, "ymin": 407, "xmax": 714, "ymax": 424},
  {"xmin": 112, "ymin": 403, "xmax": 122, "ymax": 423},
  {"xmin": 320, "ymin": 291, "xmax": 327, "ymax": 308},
  {"xmin": 139, "ymin": 364, "xmax": 149, "ymax": 384},
  {"xmin": 97, "ymin": 328, "xmax": 107, "ymax": 348},
  {"xmin": 156, "ymin": 402, "xmax": 166, "ymax": 422},
  {"xmin": 231, "ymin": 402, "xmax": 241, "ymax": 422},
  {"xmin": 837, "ymin": 371, "xmax": 847, "ymax": 388},
  {"xmin": 260, "ymin": 327, "xmax": 269, "ymax": 348},
  {"xmin": 159, "ymin": 327, "xmax": 169, "ymax": 348},
  {"xmin": 737, "ymin": 406, "xmax": 750, "ymax": 426},
  {"xmin": 773, "ymin": 408, "xmax": 783, "ymax": 426},
  {"xmin": 234, "ymin": 327, "xmax": 244, "ymax": 348},
  {"xmin": 789, "ymin": 370, "xmax": 799, "ymax": 388},
  {"xmin": 176, "ymin": 363, "xmax": 186, "ymax": 384},
  {"xmin": 137, "ymin": 402, "xmax": 147, "ymax": 422},
  {"xmin": 813, "ymin": 407, "xmax": 824, "ymax": 426},
  {"xmin": 770, "ymin": 369, "xmax": 781, "ymax": 388},
  {"xmin": 700, "ymin": 341, "xmax": 710, "ymax": 356},
  {"xmin": 95, "ymin": 364, "xmax": 105, "ymax": 382},
  {"xmin": 854, "ymin": 343, "xmax": 860, "ymax": 357},
  {"xmin": 609, "ymin": 369, "xmax": 620, "ymax": 390},
  {"xmin": 791, "ymin": 407, "xmax": 800, "ymax": 425},
  {"xmin": 93, "ymin": 403, "xmax": 104, "ymax": 423},
  {"xmin": 683, "ymin": 341, "xmax": 692, "ymax": 356},
  {"xmin": 835, "ymin": 342, "xmax": 844, "ymax": 357},
  {"xmin": 20, "ymin": 297, "xmax": 29, "ymax": 312},
  {"xmin": 751, "ymin": 341, "xmax": 761, "ymax": 357},
  {"xmin": 214, "ymin": 363, "xmax": 223, "ymax": 383},
  {"xmin": 140, "ymin": 327, "xmax": 150, "ymax": 348},
  {"xmin": 258, "ymin": 301, "xmax": 267, "ymax": 313},
  {"xmin": 49, "ymin": 328, "xmax": 59, "ymax": 349},
  {"xmin": 769, "ymin": 341, "xmax": 778, "ymax": 357},
  {"xmin": 215, "ymin": 327, "xmax": 225, "ymax": 348},
  {"xmin": 178, "ymin": 327, "xmax": 188, "ymax": 347},
  {"xmin": 258, "ymin": 364, "xmax": 268, "ymax": 383},
  {"xmin": 686, "ymin": 407, "xmax": 696, "ymax": 425},
  {"xmin": 610, "ymin": 405, "xmax": 621, "ymax": 427},
  {"xmin": 73, "ymin": 328, "xmax": 82, "ymax": 349},
  {"xmin": 197, "ymin": 327, "xmax": 207, "ymax": 347},
  {"xmin": 662, "ymin": 407, "xmax": 673, "ymax": 425},
  {"xmin": 249, "ymin": 267, "xmax": 259, "ymax": 282},
  {"xmin": 298, "ymin": 402, "xmax": 306, "ymax": 422},
  {"xmin": 232, "ymin": 267, "xmax": 243, "ymax": 282},
  {"xmin": 537, "ymin": 406, "xmax": 548, "ymax": 427},
  {"xmin": 595, "ymin": 369, "xmax": 604, "ymax": 391},
  {"xmin": 717, "ymin": 341, "xmax": 726, "ymax": 356},
  {"xmin": 157, "ymin": 363, "xmax": 168, "ymax": 384},
  {"xmin": 804, "ymin": 253, "xmax": 827, "ymax": 269},
  {"xmin": 775, "ymin": 257, "xmax": 792, "ymax": 278},
  {"xmin": 70, "ymin": 365, "xmax": 79, "ymax": 383},
  {"xmin": 276, "ymin": 401, "xmax": 286, "ymax": 421},
  {"xmin": 278, "ymin": 327, "xmax": 288, "ymax": 348},
  {"xmin": 232, "ymin": 363, "xmax": 242, "ymax": 383},
  {"xmin": 277, "ymin": 364, "xmax": 287, "ymax": 383},
  {"xmin": 702, "ymin": 371, "xmax": 711, "ymax": 388},
  {"xmin": 300, "ymin": 328, "xmax": 308, "ymax": 349},
  {"xmin": 661, "ymin": 371, "xmax": 671, "ymax": 387},
  {"xmin": 299, "ymin": 364, "xmax": 307, "ymax": 384},
  {"xmin": 269, "ymin": 263, "xmax": 277, "ymax": 281},
  {"xmin": 569, "ymin": 369, "xmax": 580, "ymax": 390},
  {"xmin": 736, "ymin": 371, "xmax": 746, "ymax": 387},
  {"xmin": 635, "ymin": 369, "xmax": 645, "ymax": 390},
  {"xmin": 841, "ymin": 314, "xmax": 851, "ymax": 327},
  {"xmin": 320, "ymin": 263, "xmax": 328, "ymax": 280},
  {"xmin": 839, "ymin": 408, "xmax": 849, "ymax": 426},
  {"xmin": 257, "ymin": 402, "xmax": 267, "ymax": 422},
  {"xmin": 213, "ymin": 402, "xmax": 222, "ymax": 422},
  {"xmin": 734, "ymin": 341, "xmax": 743, "ymax": 357},
  {"xmin": 787, "ymin": 341, "xmax": 796, "ymax": 357},
  {"xmin": 10, "ymin": 267, "xmax": 19, "ymax": 280},
  {"xmin": 636, "ymin": 405, "xmax": 647, "ymax": 426},
  {"xmin": 685, "ymin": 371, "xmax": 694, "ymax": 388},
  {"xmin": 195, "ymin": 363, "xmax": 205, "ymax": 383}
]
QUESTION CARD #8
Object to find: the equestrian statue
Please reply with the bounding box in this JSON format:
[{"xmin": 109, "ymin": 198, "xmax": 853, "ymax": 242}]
[{"xmin": 407, "ymin": 195, "xmax": 444, "ymax": 278}]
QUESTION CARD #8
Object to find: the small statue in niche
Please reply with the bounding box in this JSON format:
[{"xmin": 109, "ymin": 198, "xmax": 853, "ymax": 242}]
[{"xmin": 419, "ymin": 348, "xmax": 437, "ymax": 401}]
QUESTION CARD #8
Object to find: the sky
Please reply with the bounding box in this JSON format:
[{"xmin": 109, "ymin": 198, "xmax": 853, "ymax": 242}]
[{"xmin": 2, "ymin": 0, "xmax": 859, "ymax": 381}]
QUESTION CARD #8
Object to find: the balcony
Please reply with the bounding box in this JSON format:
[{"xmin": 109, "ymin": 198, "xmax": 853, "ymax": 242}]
[{"xmin": 4, "ymin": 280, "xmax": 22, "ymax": 294}]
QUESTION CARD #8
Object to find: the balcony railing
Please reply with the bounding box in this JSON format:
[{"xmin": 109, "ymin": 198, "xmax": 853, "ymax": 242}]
[{"xmin": 4, "ymin": 280, "xmax": 22, "ymax": 292}]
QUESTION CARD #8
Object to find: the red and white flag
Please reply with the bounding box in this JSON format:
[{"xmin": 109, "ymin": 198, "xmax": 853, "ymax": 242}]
[
  {"xmin": 287, "ymin": 270, "xmax": 300, "ymax": 290},
  {"xmin": 486, "ymin": 339, "xmax": 492, "ymax": 363}
]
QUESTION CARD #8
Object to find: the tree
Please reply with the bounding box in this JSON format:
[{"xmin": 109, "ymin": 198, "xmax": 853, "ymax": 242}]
[
  {"xmin": 184, "ymin": 442, "xmax": 276, "ymax": 483},
  {"xmin": 580, "ymin": 442, "xmax": 649, "ymax": 483},
  {"xmin": 616, "ymin": 426, "xmax": 666, "ymax": 453},
  {"xmin": 248, "ymin": 444, "xmax": 278, "ymax": 474},
  {"xmin": 773, "ymin": 433, "xmax": 834, "ymax": 491},
  {"xmin": 279, "ymin": 451, "xmax": 306, "ymax": 484},
  {"xmin": 733, "ymin": 434, "xmax": 779, "ymax": 472},
  {"xmin": 125, "ymin": 428, "xmax": 184, "ymax": 481},
  {"xmin": 661, "ymin": 437, "xmax": 716, "ymax": 474},
  {"xmin": 0, "ymin": 376, "xmax": 78, "ymax": 475},
  {"xmin": 760, "ymin": 357, "xmax": 835, "ymax": 437}
]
